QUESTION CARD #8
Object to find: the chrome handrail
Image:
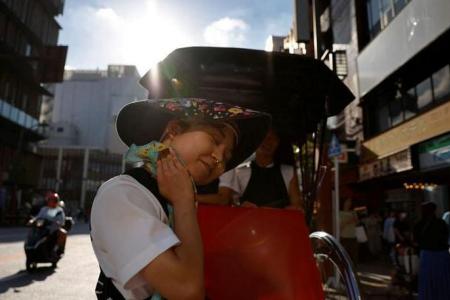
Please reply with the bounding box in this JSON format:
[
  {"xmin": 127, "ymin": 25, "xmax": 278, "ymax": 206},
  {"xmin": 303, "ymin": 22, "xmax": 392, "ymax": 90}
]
[{"xmin": 310, "ymin": 231, "xmax": 361, "ymax": 300}]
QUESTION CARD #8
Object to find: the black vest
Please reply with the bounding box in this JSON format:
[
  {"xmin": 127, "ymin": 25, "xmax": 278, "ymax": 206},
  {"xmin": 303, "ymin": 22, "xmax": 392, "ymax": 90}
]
[
  {"xmin": 94, "ymin": 167, "xmax": 168, "ymax": 300},
  {"xmin": 240, "ymin": 161, "xmax": 290, "ymax": 208}
]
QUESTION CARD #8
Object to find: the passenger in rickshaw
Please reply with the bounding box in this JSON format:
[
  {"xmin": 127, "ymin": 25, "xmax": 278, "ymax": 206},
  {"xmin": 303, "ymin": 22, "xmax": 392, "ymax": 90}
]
[
  {"xmin": 197, "ymin": 128, "xmax": 303, "ymax": 210},
  {"xmin": 90, "ymin": 98, "xmax": 270, "ymax": 299}
]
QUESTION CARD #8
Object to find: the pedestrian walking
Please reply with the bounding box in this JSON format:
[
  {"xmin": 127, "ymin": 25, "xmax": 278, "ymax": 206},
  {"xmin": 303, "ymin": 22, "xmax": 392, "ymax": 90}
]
[
  {"xmin": 340, "ymin": 198, "xmax": 359, "ymax": 265},
  {"xmin": 363, "ymin": 210, "xmax": 383, "ymax": 257},
  {"xmin": 383, "ymin": 211, "xmax": 396, "ymax": 265}
]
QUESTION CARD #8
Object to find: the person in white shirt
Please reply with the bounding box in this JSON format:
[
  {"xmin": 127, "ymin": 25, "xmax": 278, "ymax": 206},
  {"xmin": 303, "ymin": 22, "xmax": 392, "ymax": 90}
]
[
  {"xmin": 197, "ymin": 128, "xmax": 303, "ymax": 209},
  {"xmin": 90, "ymin": 98, "xmax": 270, "ymax": 299}
]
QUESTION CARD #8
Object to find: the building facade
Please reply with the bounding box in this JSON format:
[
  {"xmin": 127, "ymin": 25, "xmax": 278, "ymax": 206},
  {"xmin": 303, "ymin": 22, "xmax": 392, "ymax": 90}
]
[
  {"xmin": 42, "ymin": 65, "xmax": 147, "ymax": 154},
  {"xmin": 0, "ymin": 0, "xmax": 66, "ymax": 223},
  {"xmin": 37, "ymin": 65, "xmax": 147, "ymax": 212},
  {"xmin": 270, "ymin": 0, "xmax": 450, "ymax": 231},
  {"xmin": 357, "ymin": 0, "xmax": 450, "ymax": 219}
]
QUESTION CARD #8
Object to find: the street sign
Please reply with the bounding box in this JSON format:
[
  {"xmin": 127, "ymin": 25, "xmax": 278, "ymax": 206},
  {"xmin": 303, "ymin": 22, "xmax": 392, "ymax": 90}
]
[{"xmin": 328, "ymin": 134, "xmax": 342, "ymax": 158}]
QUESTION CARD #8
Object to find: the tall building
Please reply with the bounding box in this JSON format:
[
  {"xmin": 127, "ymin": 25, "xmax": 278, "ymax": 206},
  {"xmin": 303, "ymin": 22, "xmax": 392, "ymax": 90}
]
[
  {"xmin": 42, "ymin": 65, "xmax": 147, "ymax": 154},
  {"xmin": 38, "ymin": 65, "xmax": 147, "ymax": 212},
  {"xmin": 0, "ymin": 0, "xmax": 67, "ymax": 223},
  {"xmin": 356, "ymin": 0, "xmax": 450, "ymax": 217},
  {"xmin": 270, "ymin": 0, "xmax": 450, "ymax": 231},
  {"xmin": 313, "ymin": 0, "xmax": 450, "ymax": 218}
]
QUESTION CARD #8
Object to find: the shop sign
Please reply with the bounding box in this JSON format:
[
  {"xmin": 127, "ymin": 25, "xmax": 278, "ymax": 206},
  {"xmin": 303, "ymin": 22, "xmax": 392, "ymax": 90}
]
[
  {"xmin": 362, "ymin": 101, "xmax": 450, "ymax": 159},
  {"xmin": 418, "ymin": 133, "xmax": 450, "ymax": 170},
  {"xmin": 359, "ymin": 149, "xmax": 413, "ymax": 181}
]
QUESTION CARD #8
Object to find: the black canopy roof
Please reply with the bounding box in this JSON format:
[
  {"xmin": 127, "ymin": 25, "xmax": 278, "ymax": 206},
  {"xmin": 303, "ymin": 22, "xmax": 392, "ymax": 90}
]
[{"xmin": 139, "ymin": 47, "xmax": 354, "ymax": 142}]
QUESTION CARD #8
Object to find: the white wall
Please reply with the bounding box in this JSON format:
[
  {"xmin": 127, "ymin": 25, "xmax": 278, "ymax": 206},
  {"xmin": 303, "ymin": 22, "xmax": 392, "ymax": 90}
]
[{"xmin": 51, "ymin": 71, "xmax": 147, "ymax": 154}]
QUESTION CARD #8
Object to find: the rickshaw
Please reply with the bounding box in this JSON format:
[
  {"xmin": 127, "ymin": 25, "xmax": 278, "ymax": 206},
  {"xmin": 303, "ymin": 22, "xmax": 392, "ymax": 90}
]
[{"xmin": 140, "ymin": 47, "xmax": 361, "ymax": 299}]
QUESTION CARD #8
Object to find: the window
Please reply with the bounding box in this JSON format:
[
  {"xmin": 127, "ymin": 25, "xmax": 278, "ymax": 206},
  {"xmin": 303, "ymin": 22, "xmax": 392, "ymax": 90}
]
[
  {"xmin": 365, "ymin": 62, "xmax": 450, "ymax": 138},
  {"xmin": 416, "ymin": 77, "xmax": 433, "ymax": 109},
  {"xmin": 367, "ymin": 0, "xmax": 381, "ymax": 37},
  {"xmin": 380, "ymin": 0, "xmax": 394, "ymax": 28},
  {"xmin": 432, "ymin": 65, "xmax": 450, "ymax": 103},
  {"xmin": 393, "ymin": 0, "xmax": 408, "ymax": 14},
  {"xmin": 334, "ymin": 50, "xmax": 348, "ymax": 79},
  {"xmin": 377, "ymin": 101, "xmax": 391, "ymax": 132},
  {"xmin": 366, "ymin": 0, "xmax": 411, "ymax": 41},
  {"xmin": 403, "ymin": 87, "xmax": 417, "ymax": 120},
  {"xmin": 390, "ymin": 94, "xmax": 403, "ymax": 126}
]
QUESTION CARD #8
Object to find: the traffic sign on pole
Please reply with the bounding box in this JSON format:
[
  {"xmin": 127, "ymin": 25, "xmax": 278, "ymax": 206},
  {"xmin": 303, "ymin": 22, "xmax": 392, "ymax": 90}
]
[{"xmin": 328, "ymin": 134, "xmax": 342, "ymax": 158}]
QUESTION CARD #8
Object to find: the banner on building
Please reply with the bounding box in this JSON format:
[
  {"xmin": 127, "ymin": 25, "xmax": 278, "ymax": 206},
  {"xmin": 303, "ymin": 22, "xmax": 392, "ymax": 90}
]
[
  {"xmin": 418, "ymin": 133, "xmax": 450, "ymax": 171},
  {"xmin": 359, "ymin": 148, "xmax": 413, "ymax": 181}
]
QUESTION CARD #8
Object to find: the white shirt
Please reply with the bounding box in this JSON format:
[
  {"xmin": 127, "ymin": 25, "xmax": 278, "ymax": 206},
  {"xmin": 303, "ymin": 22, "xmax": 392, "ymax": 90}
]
[
  {"xmin": 219, "ymin": 162, "xmax": 294, "ymax": 197},
  {"xmin": 36, "ymin": 206, "xmax": 65, "ymax": 233},
  {"xmin": 90, "ymin": 175, "xmax": 180, "ymax": 299}
]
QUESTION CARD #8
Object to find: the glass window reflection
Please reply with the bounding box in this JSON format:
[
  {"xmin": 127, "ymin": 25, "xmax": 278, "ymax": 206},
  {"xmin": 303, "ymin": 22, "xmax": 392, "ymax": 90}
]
[
  {"xmin": 432, "ymin": 65, "xmax": 450, "ymax": 103},
  {"xmin": 0, "ymin": 100, "xmax": 9, "ymax": 119},
  {"xmin": 377, "ymin": 103, "xmax": 391, "ymax": 132},
  {"xmin": 390, "ymin": 96, "xmax": 403, "ymax": 126},
  {"xmin": 393, "ymin": 0, "xmax": 408, "ymax": 14},
  {"xmin": 403, "ymin": 87, "xmax": 417, "ymax": 120},
  {"xmin": 416, "ymin": 77, "xmax": 433, "ymax": 109},
  {"xmin": 9, "ymin": 106, "xmax": 19, "ymax": 123}
]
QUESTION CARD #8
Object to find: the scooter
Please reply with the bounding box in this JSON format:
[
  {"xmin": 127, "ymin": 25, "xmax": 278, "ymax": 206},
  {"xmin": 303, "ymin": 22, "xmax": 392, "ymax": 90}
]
[{"xmin": 24, "ymin": 218, "xmax": 61, "ymax": 271}]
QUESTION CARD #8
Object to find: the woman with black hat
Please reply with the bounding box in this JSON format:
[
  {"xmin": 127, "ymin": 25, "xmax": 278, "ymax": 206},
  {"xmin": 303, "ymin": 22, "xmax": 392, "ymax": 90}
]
[{"xmin": 90, "ymin": 98, "xmax": 270, "ymax": 299}]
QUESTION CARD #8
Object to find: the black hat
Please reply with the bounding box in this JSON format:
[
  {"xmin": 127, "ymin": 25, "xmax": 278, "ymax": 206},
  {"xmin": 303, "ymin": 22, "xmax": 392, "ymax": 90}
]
[
  {"xmin": 116, "ymin": 98, "xmax": 271, "ymax": 171},
  {"xmin": 139, "ymin": 47, "xmax": 355, "ymax": 143}
]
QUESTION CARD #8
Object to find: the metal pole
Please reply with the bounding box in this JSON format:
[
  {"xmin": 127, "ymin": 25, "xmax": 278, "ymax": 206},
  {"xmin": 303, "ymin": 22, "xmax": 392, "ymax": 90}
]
[
  {"xmin": 55, "ymin": 147, "xmax": 63, "ymax": 192},
  {"xmin": 80, "ymin": 148, "xmax": 90, "ymax": 210},
  {"xmin": 334, "ymin": 156, "xmax": 340, "ymax": 241},
  {"xmin": 312, "ymin": 0, "xmax": 320, "ymax": 59},
  {"xmin": 333, "ymin": 156, "xmax": 341, "ymax": 288}
]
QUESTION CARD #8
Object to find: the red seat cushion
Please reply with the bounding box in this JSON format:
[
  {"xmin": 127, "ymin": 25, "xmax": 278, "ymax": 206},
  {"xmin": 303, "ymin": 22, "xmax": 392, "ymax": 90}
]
[{"xmin": 198, "ymin": 205, "xmax": 324, "ymax": 300}]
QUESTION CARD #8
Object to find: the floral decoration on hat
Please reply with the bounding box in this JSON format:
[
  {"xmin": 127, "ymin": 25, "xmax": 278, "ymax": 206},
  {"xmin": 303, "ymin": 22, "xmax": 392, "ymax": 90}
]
[{"xmin": 156, "ymin": 98, "xmax": 258, "ymax": 120}]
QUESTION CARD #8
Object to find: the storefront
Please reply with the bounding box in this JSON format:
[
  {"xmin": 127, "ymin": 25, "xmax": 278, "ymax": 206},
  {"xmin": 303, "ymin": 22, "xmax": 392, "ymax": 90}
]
[
  {"xmin": 357, "ymin": 132, "xmax": 450, "ymax": 221},
  {"xmin": 357, "ymin": 94, "xmax": 450, "ymax": 214}
]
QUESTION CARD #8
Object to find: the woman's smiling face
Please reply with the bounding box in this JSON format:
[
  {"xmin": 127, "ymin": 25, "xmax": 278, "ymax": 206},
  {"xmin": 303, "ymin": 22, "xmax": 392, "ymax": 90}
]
[{"xmin": 164, "ymin": 121, "xmax": 236, "ymax": 185}]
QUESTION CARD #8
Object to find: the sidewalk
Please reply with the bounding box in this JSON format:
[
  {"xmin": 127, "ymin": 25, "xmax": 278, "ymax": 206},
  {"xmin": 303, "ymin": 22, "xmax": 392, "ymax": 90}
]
[{"xmin": 357, "ymin": 259, "xmax": 417, "ymax": 299}]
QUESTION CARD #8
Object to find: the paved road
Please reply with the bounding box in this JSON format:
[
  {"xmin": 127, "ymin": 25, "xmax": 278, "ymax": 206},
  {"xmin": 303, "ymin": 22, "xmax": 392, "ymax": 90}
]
[{"xmin": 0, "ymin": 223, "xmax": 98, "ymax": 299}]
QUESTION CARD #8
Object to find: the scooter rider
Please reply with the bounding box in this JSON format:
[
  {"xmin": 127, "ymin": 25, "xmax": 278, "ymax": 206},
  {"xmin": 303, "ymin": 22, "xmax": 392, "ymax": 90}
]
[{"xmin": 34, "ymin": 192, "xmax": 67, "ymax": 255}]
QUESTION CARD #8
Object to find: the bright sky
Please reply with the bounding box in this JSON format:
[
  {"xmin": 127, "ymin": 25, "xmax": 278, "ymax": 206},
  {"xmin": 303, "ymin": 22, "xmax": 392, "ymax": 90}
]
[{"xmin": 57, "ymin": 0, "xmax": 293, "ymax": 75}]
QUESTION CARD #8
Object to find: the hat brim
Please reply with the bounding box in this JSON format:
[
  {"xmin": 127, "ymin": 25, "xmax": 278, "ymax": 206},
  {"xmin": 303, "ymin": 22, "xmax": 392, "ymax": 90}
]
[{"xmin": 116, "ymin": 99, "xmax": 271, "ymax": 171}]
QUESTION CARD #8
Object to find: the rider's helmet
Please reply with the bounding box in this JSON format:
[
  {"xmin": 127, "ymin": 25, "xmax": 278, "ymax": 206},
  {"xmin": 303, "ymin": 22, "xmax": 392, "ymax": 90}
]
[{"xmin": 45, "ymin": 192, "xmax": 60, "ymax": 208}]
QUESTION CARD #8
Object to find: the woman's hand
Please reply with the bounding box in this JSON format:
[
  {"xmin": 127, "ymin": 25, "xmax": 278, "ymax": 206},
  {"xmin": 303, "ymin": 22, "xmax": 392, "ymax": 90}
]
[{"xmin": 157, "ymin": 149, "xmax": 195, "ymax": 207}]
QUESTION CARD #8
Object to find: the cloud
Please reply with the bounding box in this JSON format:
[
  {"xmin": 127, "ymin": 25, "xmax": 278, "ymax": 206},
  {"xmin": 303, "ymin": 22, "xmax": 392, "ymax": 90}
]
[
  {"xmin": 203, "ymin": 17, "xmax": 249, "ymax": 47},
  {"xmin": 58, "ymin": 1, "xmax": 195, "ymax": 74}
]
